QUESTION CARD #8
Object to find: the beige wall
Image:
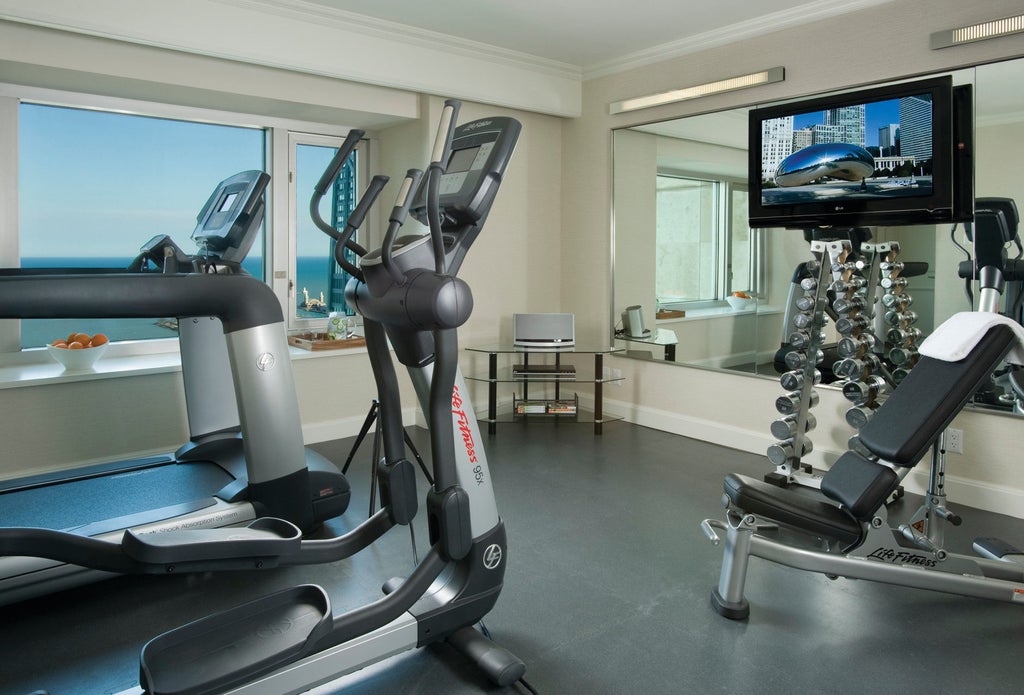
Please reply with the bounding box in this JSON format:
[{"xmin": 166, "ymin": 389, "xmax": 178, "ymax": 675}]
[
  {"xmin": 3, "ymin": 2, "xmax": 1024, "ymax": 517},
  {"xmin": 0, "ymin": 23, "xmax": 563, "ymax": 479},
  {"xmin": 566, "ymin": 0, "xmax": 1024, "ymax": 516}
]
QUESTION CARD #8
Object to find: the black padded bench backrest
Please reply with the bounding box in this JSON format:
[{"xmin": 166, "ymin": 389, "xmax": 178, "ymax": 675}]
[{"xmin": 859, "ymin": 323, "xmax": 1015, "ymax": 466}]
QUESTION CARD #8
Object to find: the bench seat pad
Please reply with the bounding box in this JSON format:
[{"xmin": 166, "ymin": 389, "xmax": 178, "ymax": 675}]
[{"xmin": 723, "ymin": 473, "xmax": 862, "ymax": 546}]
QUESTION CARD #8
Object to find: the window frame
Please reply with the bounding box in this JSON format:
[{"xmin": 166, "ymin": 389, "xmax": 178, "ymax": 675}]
[
  {"xmin": 654, "ymin": 170, "xmax": 759, "ymax": 310},
  {"xmin": 286, "ymin": 132, "xmax": 367, "ymax": 333},
  {"xmin": 0, "ymin": 82, "xmax": 368, "ymax": 364}
]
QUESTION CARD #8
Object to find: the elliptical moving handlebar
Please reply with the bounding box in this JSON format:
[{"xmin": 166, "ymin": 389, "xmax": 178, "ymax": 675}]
[{"xmin": 427, "ymin": 100, "xmax": 461, "ymax": 273}]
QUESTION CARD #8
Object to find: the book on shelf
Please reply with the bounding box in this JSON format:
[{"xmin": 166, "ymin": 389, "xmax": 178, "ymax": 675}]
[
  {"xmin": 512, "ymin": 363, "xmax": 576, "ymax": 380},
  {"xmin": 514, "ymin": 399, "xmax": 578, "ymax": 415}
]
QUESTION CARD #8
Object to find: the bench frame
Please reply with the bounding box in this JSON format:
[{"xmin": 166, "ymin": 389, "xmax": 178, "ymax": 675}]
[{"xmin": 704, "ymin": 322, "xmax": 1024, "ymax": 620}]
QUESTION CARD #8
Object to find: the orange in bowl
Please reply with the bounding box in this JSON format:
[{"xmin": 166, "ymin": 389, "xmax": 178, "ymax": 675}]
[{"xmin": 47, "ymin": 333, "xmax": 110, "ymax": 371}]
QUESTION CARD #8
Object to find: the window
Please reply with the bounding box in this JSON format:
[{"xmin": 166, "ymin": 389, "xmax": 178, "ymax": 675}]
[
  {"xmin": 290, "ymin": 136, "xmax": 360, "ymax": 328},
  {"xmin": 655, "ymin": 174, "xmax": 758, "ymax": 307},
  {"xmin": 17, "ymin": 103, "xmax": 265, "ymax": 348},
  {"xmin": 1, "ymin": 86, "xmax": 364, "ymax": 359}
]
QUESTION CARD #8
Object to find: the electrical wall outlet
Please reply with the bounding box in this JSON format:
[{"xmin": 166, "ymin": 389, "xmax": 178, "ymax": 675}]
[{"xmin": 946, "ymin": 428, "xmax": 964, "ymax": 454}]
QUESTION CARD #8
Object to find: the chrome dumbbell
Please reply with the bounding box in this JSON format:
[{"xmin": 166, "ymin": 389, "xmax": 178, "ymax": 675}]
[
  {"xmin": 784, "ymin": 349, "xmax": 824, "ymax": 371},
  {"xmin": 882, "ymin": 292, "xmax": 913, "ymax": 309},
  {"xmin": 795, "ymin": 295, "xmax": 827, "ymax": 312},
  {"xmin": 770, "ymin": 412, "xmax": 818, "ymax": 440},
  {"xmin": 837, "ymin": 333, "xmax": 876, "ymax": 358},
  {"xmin": 833, "ymin": 354, "xmax": 881, "ymax": 380},
  {"xmin": 767, "ymin": 438, "xmax": 814, "ymax": 465},
  {"xmin": 779, "ymin": 369, "xmax": 821, "ymax": 391},
  {"xmin": 842, "ymin": 374, "xmax": 886, "ymax": 405},
  {"xmin": 885, "ymin": 310, "xmax": 918, "ymax": 326},
  {"xmin": 831, "ymin": 276, "xmax": 866, "ymax": 294},
  {"xmin": 835, "ymin": 315, "xmax": 870, "ymax": 336},
  {"xmin": 845, "ymin": 404, "xmax": 878, "ymax": 429},
  {"xmin": 775, "ymin": 389, "xmax": 819, "ymax": 415},
  {"xmin": 891, "ymin": 366, "xmax": 911, "ymax": 383},
  {"xmin": 890, "ymin": 346, "xmax": 919, "ymax": 366},
  {"xmin": 788, "ymin": 330, "xmax": 826, "ymax": 350},
  {"xmin": 793, "ymin": 311, "xmax": 823, "ymax": 330},
  {"xmin": 880, "ymin": 276, "xmax": 908, "ymax": 291},
  {"xmin": 887, "ymin": 327, "xmax": 922, "ymax": 346},
  {"xmin": 799, "ymin": 277, "xmax": 818, "ymax": 292},
  {"xmin": 834, "ymin": 295, "xmax": 866, "ymax": 315}
]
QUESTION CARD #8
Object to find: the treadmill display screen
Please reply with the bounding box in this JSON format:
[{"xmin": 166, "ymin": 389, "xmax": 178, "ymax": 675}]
[{"xmin": 218, "ymin": 191, "xmax": 239, "ymax": 212}]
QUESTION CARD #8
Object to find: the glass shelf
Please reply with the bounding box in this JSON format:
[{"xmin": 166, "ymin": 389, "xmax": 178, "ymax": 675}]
[{"xmin": 465, "ymin": 344, "xmax": 624, "ymax": 434}]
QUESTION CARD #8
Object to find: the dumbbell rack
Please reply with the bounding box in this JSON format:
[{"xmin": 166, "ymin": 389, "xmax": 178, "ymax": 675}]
[
  {"xmin": 833, "ymin": 240, "xmax": 890, "ymax": 431},
  {"xmin": 838, "ymin": 241, "xmax": 924, "ymax": 432},
  {"xmin": 765, "ymin": 239, "xmax": 847, "ymax": 489},
  {"xmin": 766, "ymin": 237, "xmax": 924, "ymax": 490}
]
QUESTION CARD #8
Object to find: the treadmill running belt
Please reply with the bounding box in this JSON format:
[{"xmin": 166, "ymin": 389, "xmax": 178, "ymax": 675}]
[{"xmin": 2, "ymin": 462, "xmax": 234, "ymax": 531}]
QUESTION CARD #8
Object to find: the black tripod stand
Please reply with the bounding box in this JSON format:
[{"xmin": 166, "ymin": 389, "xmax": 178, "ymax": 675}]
[{"xmin": 343, "ymin": 399, "xmax": 433, "ymax": 515}]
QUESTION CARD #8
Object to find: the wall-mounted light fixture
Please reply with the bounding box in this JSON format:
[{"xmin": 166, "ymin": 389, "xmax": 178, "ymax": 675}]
[
  {"xmin": 930, "ymin": 14, "xmax": 1024, "ymax": 49},
  {"xmin": 608, "ymin": 67, "xmax": 785, "ymax": 115}
]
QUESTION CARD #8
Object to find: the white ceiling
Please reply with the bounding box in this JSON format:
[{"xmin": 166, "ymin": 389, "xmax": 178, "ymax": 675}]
[{"xmin": 303, "ymin": 0, "xmax": 894, "ymax": 75}]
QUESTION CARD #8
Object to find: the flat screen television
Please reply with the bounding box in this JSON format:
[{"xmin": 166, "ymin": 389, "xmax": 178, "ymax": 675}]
[{"xmin": 748, "ymin": 76, "xmax": 972, "ymax": 229}]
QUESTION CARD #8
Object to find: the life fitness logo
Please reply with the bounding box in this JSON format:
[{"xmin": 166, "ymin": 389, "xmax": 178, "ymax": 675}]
[
  {"xmin": 256, "ymin": 352, "xmax": 276, "ymax": 371},
  {"xmin": 452, "ymin": 385, "xmax": 486, "ymax": 486},
  {"xmin": 483, "ymin": 544, "xmax": 503, "ymax": 570}
]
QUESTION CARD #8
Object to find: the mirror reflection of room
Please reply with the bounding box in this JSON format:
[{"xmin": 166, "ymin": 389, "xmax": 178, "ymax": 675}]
[{"xmin": 612, "ymin": 56, "xmax": 1024, "ymax": 416}]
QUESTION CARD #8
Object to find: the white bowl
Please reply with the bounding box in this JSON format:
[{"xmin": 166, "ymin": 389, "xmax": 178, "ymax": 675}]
[
  {"xmin": 725, "ymin": 295, "xmax": 755, "ymax": 311},
  {"xmin": 47, "ymin": 342, "xmax": 108, "ymax": 371}
]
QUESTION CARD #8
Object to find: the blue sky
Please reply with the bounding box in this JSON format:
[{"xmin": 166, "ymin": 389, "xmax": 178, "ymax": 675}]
[
  {"xmin": 791, "ymin": 98, "xmax": 903, "ymax": 148},
  {"xmin": 19, "ymin": 104, "xmax": 340, "ymax": 260}
]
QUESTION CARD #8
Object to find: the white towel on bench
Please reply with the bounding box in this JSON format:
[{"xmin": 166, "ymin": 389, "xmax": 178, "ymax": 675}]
[{"xmin": 919, "ymin": 311, "xmax": 1024, "ymax": 365}]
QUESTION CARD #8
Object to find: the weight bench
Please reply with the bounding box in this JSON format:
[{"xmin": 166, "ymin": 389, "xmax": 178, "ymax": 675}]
[{"xmin": 704, "ymin": 320, "xmax": 1023, "ymax": 620}]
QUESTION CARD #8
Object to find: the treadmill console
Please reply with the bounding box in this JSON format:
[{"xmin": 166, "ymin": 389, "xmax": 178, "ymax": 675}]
[{"xmin": 192, "ymin": 169, "xmax": 271, "ymax": 263}]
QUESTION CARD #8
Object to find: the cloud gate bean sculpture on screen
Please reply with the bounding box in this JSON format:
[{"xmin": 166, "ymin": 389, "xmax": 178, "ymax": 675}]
[{"xmin": 775, "ymin": 142, "xmax": 876, "ymax": 187}]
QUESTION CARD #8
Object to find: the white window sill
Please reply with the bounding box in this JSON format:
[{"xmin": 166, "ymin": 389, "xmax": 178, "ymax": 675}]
[
  {"xmin": 656, "ymin": 304, "xmax": 782, "ymax": 323},
  {"xmin": 0, "ymin": 342, "xmax": 368, "ymax": 390}
]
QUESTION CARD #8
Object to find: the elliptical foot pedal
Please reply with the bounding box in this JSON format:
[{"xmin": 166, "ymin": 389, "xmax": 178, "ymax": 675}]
[
  {"xmin": 140, "ymin": 584, "xmax": 332, "ymax": 695},
  {"xmin": 123, "ymin": 517, "xmax": 302, "ymax": 565},
  {"xmin": 974, "ymin": 537, "xmax": 1024, "ymax": 563}
]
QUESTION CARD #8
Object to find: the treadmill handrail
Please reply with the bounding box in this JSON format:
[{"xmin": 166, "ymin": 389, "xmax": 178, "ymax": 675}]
[{"xmin": 0, "ymin": 272, "xmax": 282, "ymax": 333}]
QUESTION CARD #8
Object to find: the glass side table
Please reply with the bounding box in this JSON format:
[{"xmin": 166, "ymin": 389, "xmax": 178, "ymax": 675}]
[{"xmin": 465, "ymin": 344, "xmax": 624, "ymax": 434}]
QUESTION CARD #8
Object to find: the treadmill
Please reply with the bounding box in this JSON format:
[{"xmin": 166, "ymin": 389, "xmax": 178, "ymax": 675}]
[{"xmin": 0, "ymin": 170, "xmax": 350, "ymax": 605}]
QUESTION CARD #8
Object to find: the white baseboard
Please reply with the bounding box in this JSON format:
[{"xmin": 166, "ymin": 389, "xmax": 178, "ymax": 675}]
[
  {"xmin": 302, "ymin": 407, "xmax": 421, "ymax": 445},
  {"xmin": 901, "ymin": 469, "xmax": 1024, "ymax": 520},
  {"xmin": 595, "ymin": 394, "xmax": 1024, "ymax": 520},
  {"xmin": 592, "ymin": 393, "xmax": 774, "ymax": 454}
]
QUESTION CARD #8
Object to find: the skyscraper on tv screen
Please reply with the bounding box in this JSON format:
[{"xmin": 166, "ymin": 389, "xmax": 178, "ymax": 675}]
[{"xmin": 899, "ymin": 95, "xmax": 932, "ymax": 160}]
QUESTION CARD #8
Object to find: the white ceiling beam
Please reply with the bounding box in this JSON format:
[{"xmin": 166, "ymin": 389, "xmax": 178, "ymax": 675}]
[{"xmin": 0, "ymin": 0, "xmax": 583, "ymax": 117}]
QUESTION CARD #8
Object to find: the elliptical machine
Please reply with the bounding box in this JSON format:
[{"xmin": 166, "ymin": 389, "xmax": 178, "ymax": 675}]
[{"xmin": 2, "ymin": 100, "xmax": 528, "ymax": 694}]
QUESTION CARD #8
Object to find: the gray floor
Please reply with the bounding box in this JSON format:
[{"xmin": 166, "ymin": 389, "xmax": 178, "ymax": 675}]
[{"xmin": 3, "ymin": 421, "xmax": 1024, "ymax": 694}]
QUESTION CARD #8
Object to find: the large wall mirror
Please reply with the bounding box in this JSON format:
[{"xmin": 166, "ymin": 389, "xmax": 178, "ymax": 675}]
[{"xmin": 611, "ymin": 56, "xmax": 1024, "ymax": 413}]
